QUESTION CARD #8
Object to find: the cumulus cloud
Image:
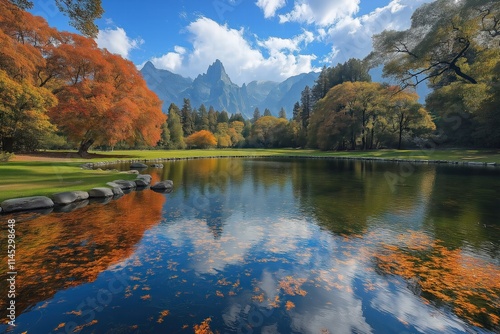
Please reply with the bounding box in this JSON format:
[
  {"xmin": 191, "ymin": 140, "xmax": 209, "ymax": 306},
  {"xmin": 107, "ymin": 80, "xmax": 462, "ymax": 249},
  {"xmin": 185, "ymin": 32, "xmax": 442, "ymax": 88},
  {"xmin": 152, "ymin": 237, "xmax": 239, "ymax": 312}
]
[
  {"xmin": 322, "ymin": 0, "xmax": 435, "ymax": 63},
  {"xmin": 147, "ymin": 17, "xmax": 318, "ymax": 85},
  {"xmin": 279, "ymin": 0, "xmax": 361, "ymax": 26},
  {"xmin": 146, "ymin": 45, "xmax": 187, "ymax": 72},
  {"xmin": 96, "ymin": 27, "xmax": 143, "ymax": 59},
  {"xmin": 256, "ymin": 0, "xmax": 286, "ymax": 18}
]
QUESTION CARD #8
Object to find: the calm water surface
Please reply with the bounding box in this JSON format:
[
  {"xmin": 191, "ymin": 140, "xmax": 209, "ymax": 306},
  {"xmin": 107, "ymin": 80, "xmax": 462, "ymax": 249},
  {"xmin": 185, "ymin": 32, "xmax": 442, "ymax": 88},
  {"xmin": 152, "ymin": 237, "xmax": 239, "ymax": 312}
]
[{"xmin": 1, "ymin": 158, "xmax": 499, "ymax": 334}]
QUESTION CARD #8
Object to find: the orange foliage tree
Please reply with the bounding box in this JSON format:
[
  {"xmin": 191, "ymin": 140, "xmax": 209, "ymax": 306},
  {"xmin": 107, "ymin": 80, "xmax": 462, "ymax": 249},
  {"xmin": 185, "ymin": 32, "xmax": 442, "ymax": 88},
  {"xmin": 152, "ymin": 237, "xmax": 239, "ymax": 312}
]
[
  {"xmin": 44, "ymin": 34, "xmax": 166, "ymax": 155},
  {"xmin": 185, "ymin": 130, "xmax": 217, "ymax": 149},
  {"xmin": 0, "ymin": 1, "xmax": 58, "ymax": 151},
  {"xmin": 0, "ymin": 1, "xmax": 166, "ymax": 155}
]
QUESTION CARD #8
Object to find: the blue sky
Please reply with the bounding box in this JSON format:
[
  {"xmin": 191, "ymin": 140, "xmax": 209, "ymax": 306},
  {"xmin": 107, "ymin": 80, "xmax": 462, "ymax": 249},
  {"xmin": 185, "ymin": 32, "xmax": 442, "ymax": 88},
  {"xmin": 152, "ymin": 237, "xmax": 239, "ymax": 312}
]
[{"xmin": 31, "ymin": 0, "xmax": 434, "ymax": 85}]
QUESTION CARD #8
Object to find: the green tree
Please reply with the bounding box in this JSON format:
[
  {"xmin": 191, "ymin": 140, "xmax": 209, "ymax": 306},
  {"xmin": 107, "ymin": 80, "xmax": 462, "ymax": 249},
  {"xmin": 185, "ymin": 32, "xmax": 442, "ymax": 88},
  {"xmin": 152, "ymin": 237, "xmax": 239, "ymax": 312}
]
[
  {"xmin": 208, "ymin": 106, "xmax": 218, "ymax": 133},
  {"xmin": 181, "ymin": 98, "xmax": 194, "ymax": 136},
  {"xmin": 292, "ymin": 102, "xmax": 302, "ymax": 123},
  {"xmin": 369, "ymin": 0, "xmax": 500, "ymax": 88},
  {"xmin": 278, "ymin": 107, "xmax": 287, "ymax": 119},
  {"xmin": 217, "ymin": 110, "xmax": 229, "ymax": 124},
  {"xmin": 195, "ymin": 104, "xmax": 209, "ymax": 131},
  {"xmin": 300, "ymin": 86, "xmax": 312, "ymax": 130},
  {"xmin": 252, "ymin": 107, "xmax": 261, "ymax": 123},
  {"xmin": 263, "ymin": 108, "xmax": 272, "ymax": 116},
  {"xmin": 167, "ymin": 103, "xmax": 185, "ymax": 149}
]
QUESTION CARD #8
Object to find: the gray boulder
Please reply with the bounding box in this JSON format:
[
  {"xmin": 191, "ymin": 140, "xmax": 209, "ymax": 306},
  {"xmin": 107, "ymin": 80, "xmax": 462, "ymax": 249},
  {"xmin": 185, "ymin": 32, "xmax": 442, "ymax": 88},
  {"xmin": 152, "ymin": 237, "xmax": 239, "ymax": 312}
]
[
  {"xmin": 135, "ymin": 178, "xmax": 150, "ymax": 187},
  {"xmin": 130, "ymin": 162, "xmax": 148, "ymax": 169},
  {"xmin": 52, "ymin": 191, "xmax": 89, "ymax": 205},
  {"xmin": 136, "ymin": 174, "xmax": 152, "ymax": 184},
  {"xmin": 1, "ymin": 196, "xmax": 54, "ymax": 213},
  {"xmin": 151, "ymin": 180, "xmax": 174, "ymax": 191},
  {"xmin": 88, "ymin": 187, "xmax": 114, "ymax": 198},
  {"xmin": 111, "ymin": 187, "xmax": 124, "ymax": 197},
  {"xmin": 113, "ymin": 180, "xmax": 137, "ymax": 189}
]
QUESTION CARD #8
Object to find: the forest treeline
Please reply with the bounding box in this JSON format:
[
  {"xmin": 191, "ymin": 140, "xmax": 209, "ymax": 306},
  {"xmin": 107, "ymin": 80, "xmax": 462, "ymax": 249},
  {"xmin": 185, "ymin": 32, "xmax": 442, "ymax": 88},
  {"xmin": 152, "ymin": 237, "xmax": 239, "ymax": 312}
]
[{"xmin": 1, "ymin": 0, "xmax": 499, "ymax": 155}]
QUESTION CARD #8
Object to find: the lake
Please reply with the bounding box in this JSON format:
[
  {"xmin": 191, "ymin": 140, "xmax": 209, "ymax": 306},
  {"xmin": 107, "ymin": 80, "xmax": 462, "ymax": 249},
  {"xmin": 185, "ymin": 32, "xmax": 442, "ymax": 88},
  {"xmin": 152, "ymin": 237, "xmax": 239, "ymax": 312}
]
[{"xmin": 1, "ymin": 158, "xmax": 499, "ymax": 333}]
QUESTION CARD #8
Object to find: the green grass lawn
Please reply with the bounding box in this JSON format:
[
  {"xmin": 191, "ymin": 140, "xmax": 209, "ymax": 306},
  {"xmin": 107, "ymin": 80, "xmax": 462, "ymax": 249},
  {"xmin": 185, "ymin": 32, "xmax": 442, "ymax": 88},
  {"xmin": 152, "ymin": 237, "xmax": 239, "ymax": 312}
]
[
  {"xmin": 0, "ymin": 162, "xmax": 136, "ymax": 202},
  {"xmin": 1, "ymin": 148, "xmax": 499, "ymax": 203}
]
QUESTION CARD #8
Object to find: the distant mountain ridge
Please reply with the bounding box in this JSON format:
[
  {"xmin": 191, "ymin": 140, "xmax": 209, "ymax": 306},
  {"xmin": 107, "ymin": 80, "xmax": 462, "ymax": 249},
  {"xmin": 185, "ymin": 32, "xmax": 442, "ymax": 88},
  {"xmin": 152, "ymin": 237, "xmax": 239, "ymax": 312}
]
[{"xmin": 140, "ymin": 60, "xmax": 319, "ymax": 118}]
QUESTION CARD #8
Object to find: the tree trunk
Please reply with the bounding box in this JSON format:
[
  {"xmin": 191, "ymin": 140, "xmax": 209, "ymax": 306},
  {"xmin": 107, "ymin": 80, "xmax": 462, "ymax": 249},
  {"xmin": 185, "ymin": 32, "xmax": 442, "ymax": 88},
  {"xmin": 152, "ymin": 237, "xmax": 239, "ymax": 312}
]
[
  {"xmin": 78, "ymin": 138, "xmax": 95, "ymax": 157},
  {"xmin": 2, "ymin": 137, "xmax": 14, "ymax": 153}
]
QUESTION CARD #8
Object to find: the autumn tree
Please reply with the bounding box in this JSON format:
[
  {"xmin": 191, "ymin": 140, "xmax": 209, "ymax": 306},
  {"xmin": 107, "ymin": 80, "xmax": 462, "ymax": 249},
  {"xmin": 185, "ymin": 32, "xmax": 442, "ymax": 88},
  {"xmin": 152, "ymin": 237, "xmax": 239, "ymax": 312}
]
[
  {"xmin": 47, "ymin": 40, "xmax": 165, "ymax": 155},
  {"xmin": 228, "ymin": 120, "xmax": 245, "ymax": 147},
  {"xmin": 309, "ymin": 82, "xmax": 434, "ymax": 150},
  {"xmin": 386, "ymin": 87, "xmax": 435, "ymax": 149},
  {"xmin": 0, "ymin": 1, "xmax": 58, "ymax": 151},
  {"xmin": 185, "ymin": 130, "xmax": 217, "ymax": 149},
  {"xmin": 250, "ymin": 116, "xmax": 289, "ymax": 148}
]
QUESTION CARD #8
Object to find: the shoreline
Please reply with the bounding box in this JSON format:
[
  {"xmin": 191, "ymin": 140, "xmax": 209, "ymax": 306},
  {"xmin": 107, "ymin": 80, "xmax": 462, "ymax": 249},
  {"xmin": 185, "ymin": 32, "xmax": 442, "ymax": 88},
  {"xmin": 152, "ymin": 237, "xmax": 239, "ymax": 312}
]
[{"xmin": 1, "ymin": 154, "xmax": 498, "ymax": 215}]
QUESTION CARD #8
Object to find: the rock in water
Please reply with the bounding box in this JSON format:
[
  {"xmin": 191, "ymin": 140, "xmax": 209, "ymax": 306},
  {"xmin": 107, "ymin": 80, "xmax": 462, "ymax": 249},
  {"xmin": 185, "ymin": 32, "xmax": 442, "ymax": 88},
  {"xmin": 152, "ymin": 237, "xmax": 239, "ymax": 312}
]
[
  {"xmin": 151, "ymin": 180, "xmax": 174, "ymax": 192},
  {"xmin": 52, "ymin": 191, "xmax": 89, "ymax": 205},
  {"xmin": 88, "ymin": 188, "xmax": 114, "ymax": 198},
  {"xmin": 1, "ymin": 196, "xmax": 54, "ymax": 213}
]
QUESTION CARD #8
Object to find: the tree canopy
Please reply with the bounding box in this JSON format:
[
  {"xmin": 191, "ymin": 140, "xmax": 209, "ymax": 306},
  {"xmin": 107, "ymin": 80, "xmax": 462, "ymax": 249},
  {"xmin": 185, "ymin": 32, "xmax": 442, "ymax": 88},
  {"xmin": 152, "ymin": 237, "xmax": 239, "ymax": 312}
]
[
  {"xmin": 0, "ymin": 1, "xmax": 165, "ymax": 154},
  {"xmin": 9, "ymin": 0, "xmax": 103, "ymax": 37},
  {"xmin": 369, "ymin": 0, "xmax": 500, "ymax": 88}
]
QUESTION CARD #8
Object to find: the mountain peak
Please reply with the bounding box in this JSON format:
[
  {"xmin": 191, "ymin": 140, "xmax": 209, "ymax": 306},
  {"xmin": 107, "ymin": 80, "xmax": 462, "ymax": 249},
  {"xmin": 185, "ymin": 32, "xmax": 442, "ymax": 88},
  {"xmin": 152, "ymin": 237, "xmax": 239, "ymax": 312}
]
[
  {"xmin": 142, "ymin": 61, "xmax": 156, "ymax": 71},
  {"xmin": 205, "ymin": 59, "xmax": 232, "ymax": 84}
]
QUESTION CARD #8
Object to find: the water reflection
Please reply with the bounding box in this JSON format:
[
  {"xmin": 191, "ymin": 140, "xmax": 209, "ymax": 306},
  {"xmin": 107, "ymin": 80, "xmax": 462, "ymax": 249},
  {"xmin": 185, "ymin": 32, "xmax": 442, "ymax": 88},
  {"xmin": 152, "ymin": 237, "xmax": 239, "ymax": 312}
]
[
  {"xmin": 0, "ymin": 188, "xmax": 165, "ymax": 319},
  {"xmin": 1, "ymin": 158, "xmax": 499, "ymax": 333}
]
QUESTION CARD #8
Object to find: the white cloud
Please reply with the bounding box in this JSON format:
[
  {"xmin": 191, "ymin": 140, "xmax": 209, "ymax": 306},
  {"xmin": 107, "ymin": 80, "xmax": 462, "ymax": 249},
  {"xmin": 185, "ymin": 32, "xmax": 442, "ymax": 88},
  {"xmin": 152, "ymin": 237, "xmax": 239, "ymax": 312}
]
[
  {"xmin": 279, "ymin": 0, "xmax": 361, "ymax": 26},
  {"xmin": 146, "ymin": 17, "xmax": 319, "ymax": 85},
  {"xmin": 323, "ymin": 0, "xmax": 435, "ymax": 63},
  {"xmin": 96, "ymin": 27, "xmax": 143, "ymax": 59},
  {"xmin": 258, "ymin": 30, "xmax": 315, "ymax": 55},
  {"xmin": 256, "ymin": 0, "xmax": 286, "ymax": 18}
]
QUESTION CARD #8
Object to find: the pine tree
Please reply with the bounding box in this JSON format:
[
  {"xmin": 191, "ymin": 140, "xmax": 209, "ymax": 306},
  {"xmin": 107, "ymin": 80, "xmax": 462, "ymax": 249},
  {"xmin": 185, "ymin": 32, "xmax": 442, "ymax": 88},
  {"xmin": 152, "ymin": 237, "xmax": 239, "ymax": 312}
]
[
  {"xmin": 278, "ymin": 107, "xmax": 287, "ymax": 119},
  {"xmin": 252, "ymin": 108, "xmax": 261, "ymax": 123},
  {"xmin": 167, "ymin": 103, "xmax": 185, "ymax": 149},
  {"xmin": 181, "ymin": 98, "xmax": 194, "ymax": 136}
]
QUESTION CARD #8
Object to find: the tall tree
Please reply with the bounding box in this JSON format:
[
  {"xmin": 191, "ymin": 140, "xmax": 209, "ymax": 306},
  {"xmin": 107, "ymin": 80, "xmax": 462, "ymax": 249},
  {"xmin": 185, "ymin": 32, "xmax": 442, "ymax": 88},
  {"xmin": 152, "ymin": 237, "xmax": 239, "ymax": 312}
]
[
  {"xmin": 278, "ymin": 107, "xmax": 287, "ymax": 119},
  {"xmin": 217, "ymin": 110, "xmax": 229, "ymax": 124},
  {"xmin": 167, "ymin": 103, "xmax": 184, "ymax": 149},
  {"xmin": 263, "ymin": 108, "xmax": 272, "ymax": 116},
  {"xmin": 195, "ymin": 104, "xmax": 209, "ymax": 131},
  {"xmin": 208, "ymin": 106, "xmax": 217, "ymax": 133},
  {"xmin": 181, "ymin": 98, "xmax": 194, "ymax": 136},
  {"xmin": 252, "ymin": 107, "xmax": 261, "ymax": 123},
  {"xmin": 300, "ymin": 86, "xmax": 312, "ymax": 129},
  {"xmin": 292, "ymin": 102, "xmax": 302, "ymax": 123}
]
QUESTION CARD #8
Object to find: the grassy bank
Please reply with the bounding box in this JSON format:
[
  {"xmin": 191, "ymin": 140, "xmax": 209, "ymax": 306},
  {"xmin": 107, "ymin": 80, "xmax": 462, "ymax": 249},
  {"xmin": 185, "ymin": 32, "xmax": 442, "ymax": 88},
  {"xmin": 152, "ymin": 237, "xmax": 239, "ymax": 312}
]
[
  {"xmin": 1, "ymin": 148, "xmax": 499, "ymax": 202},
  {"xmin": 0, "ymin": 162, "xmax": 136, "ymax": 202}
]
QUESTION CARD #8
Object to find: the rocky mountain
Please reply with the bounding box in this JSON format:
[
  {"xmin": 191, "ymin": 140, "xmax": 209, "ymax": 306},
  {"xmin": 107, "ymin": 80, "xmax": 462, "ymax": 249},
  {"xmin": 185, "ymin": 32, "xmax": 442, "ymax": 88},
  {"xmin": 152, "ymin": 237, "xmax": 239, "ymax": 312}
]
[{"xmin": 140, "ymin": 60, "xmax": 319, "ymax": 117}]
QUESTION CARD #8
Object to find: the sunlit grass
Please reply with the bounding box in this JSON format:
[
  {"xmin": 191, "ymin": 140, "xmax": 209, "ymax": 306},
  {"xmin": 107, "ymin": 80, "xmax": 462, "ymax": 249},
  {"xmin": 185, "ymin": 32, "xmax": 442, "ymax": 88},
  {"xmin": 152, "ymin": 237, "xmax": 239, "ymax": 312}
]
[{"xmin": 0, "ymin": 162, "xmax": 135, "ymax": 202}]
